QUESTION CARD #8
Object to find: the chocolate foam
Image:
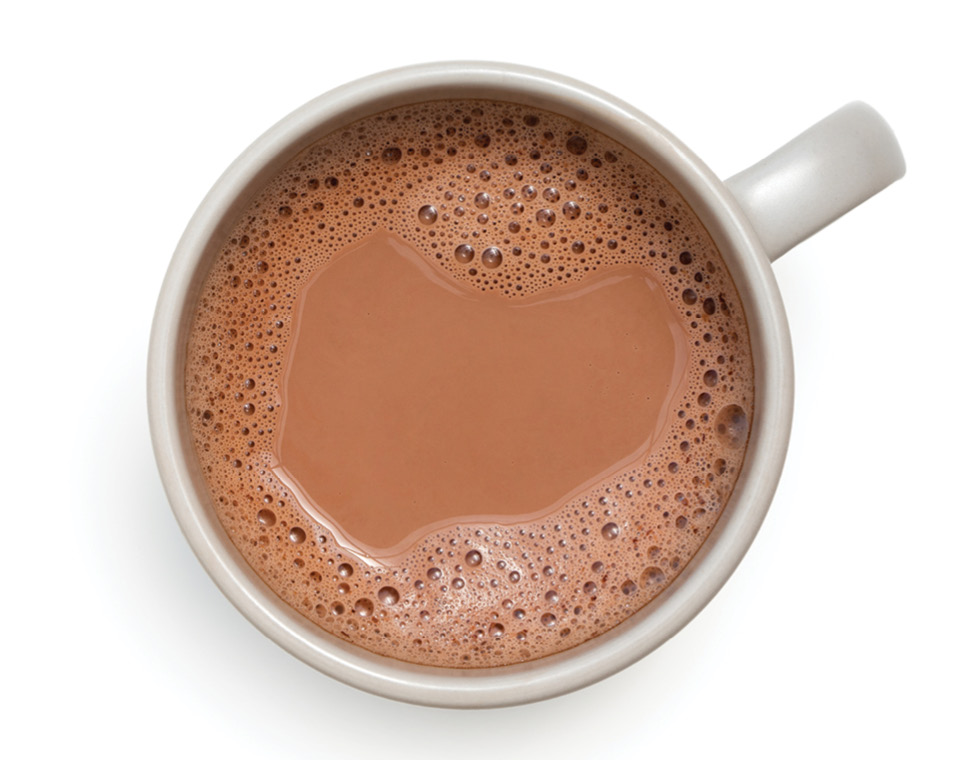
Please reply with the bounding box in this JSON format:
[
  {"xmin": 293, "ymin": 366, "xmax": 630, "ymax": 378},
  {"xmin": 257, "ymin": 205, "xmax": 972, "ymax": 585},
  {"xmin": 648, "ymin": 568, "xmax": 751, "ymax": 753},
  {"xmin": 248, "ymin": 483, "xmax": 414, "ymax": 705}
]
[{"xmin": 184, "ymin": 100, "xmax": 753, "ymax": 667}]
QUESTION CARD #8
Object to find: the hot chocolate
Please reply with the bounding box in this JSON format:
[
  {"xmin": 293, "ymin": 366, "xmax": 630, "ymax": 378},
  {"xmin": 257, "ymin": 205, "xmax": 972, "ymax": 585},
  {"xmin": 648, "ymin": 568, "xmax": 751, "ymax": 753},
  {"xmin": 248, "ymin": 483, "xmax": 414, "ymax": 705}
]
[{"xmin": 184, "ymin": 99, "xmax": 753, "ymax": 668}]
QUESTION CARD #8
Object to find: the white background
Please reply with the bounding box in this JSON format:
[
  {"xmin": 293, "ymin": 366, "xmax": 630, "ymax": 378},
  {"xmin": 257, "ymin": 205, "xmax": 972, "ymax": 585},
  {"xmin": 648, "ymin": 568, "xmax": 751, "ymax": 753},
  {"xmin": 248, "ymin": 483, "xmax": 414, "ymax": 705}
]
[{"xmin": 4, "ymin": 1, "xmax": 976, "ymax": 757}]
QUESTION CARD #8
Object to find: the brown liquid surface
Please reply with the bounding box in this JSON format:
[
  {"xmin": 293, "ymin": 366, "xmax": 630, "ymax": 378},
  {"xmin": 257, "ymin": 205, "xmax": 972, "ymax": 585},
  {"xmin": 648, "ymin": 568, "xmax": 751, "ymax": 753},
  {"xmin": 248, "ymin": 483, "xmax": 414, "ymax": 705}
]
[
  {"xmin": 274, "ymin": 231, "xmax": 689, "ymax": 559},
  {"xmin": 184, "ymin": 99, "xmax": 754, "ymax": 668}
]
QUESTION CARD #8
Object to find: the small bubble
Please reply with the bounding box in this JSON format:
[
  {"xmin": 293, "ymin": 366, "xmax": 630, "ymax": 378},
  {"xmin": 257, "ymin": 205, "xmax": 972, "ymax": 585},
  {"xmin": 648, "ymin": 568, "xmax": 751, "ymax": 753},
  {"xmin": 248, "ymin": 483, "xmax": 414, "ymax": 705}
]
[
  {"xmin": 521, "ymin": 185, "xmax": 537, "ymax": 200},
  {"xmin": 682, "ymin": 289, "xmax": 698, "ymax": 305},
  {"xmin": 418, "ymin": 205, "xmax": 438, "ymax": 224},
  {"xmin": 510, "ymin": 202, "xmax": 524, "ymax": 215},
  {"xmin": 377, "ymin": 586, "xmax": 400, "ymax": 605},
  {"xmin": 288, "ymin": 527, "xmax": 306, "ymax": 544},
  {"xmin": 601, "ymin": 522, "xmax": 620, "ymax": 540},
  {"xmin": 703, "ymin": 298, "xmax": 716, "ymax": 315},
  {"xmin": 543, "ymin": 187, "xmax": 560, "ymax": 202},
  {"xmin": 566, "ymin": 136, "xmax": 588, "ymax": 155},
  {"xmin": 545, "ymin": 590, "xmax": 559, "ymax": 604},
  {"xmin": 541, "ymin": 613, "xmax": 557, "ymax": 628},
  {"xmin": 331, "ymin": 602, "xmax": 345, "ymax": 615},
  {"xmin": 704, "ymin": 370, "xmax": 719, "ymax": 387},
  {"xmin": 278, "ymin": 206, "xmax": 292, "ymax": 217},
  {"xmin": 354, "ymin": 598, "xmax": 374, "ymax": 617},
  {"xmin": 475, "ymin": 133, "xmax": 491, "ymax": 148},
  {"xmin": 642, "ymin": 567, "xmax": 666, "ymax": 587},
  {"xmin": 591, "ymin": 561, "xmax": 605, "ymax": 574},
  {"xmin": 571, "ymin": 240, "xmax": 585, "ymax": 253},
  {"xmin": 338, "ymin": 563, "xmax": 353, "ymax": 578},
  {"xmin": 715, "ymin": 405, "xmax": 748, "ymax": 448},
  {"xmin": 452, "ymin": 577, "xmax": 465, "ymax": 589},
  {"xmin": 465, "ymin": 550, "xmax": 483, "ymax": 567},
  {"xmin": 583, "ymin": 581, "xmax": 598, "ymax": 595},
  {"xmin": 427, "ymin": 567, "xmax": 442, "ymax": 581},
  {"xmin": 679, "ymin": 251, "xmax": 693, "ymax": 265},
  {"xmin": 256, "ymin": 509, "xmax": 276, "ymax": 525},
  {"xmin": 481, "ymin": 247, "xmax": 503, "ymax": 268},
  {"xmin": 489, "ymin": 622, "xmax": 505, "ymax": 638},
  {"xmin": 698, "ymin": 392, "xmax": 712, "ymax": 407},
  {"xmin": 536, "ymin": 209, "xmax": 556, "ymax": 227},
  {"xmin": 454, "ymin": 244, "xmax": 475, "ymax": 263},
  {"xmin": 474, "ymin": 192, "xmax": 490, "ymax": 209},
  {"xmin": 243, "ymin": 403, "xmax": 255, "ymax": 415},
  {"xmin": 381, "ymin": 146, "xmax": 402, "ymax": 163},
  {"xmin": 621, "ymin": 580, "xmax": 638, "ymax": 595},
  {"xmin": 509, "ymin": 571, "xmax": 521, "ymax": 583},
  {"xmin": 523, "ymin": 114, "xmax": 539, "ymax": 126},
  {"xmin": 562, "ymin": 201, "xmax": 581, "ymax": 220}
]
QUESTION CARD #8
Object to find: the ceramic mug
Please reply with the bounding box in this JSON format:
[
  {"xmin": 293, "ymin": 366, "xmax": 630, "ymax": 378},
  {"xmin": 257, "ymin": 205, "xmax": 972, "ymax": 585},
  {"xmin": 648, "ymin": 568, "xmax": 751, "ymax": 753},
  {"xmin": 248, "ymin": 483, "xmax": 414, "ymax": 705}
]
[{"xmin": 148, "ymin": 61, "xmax": 904, "ymax": 708}]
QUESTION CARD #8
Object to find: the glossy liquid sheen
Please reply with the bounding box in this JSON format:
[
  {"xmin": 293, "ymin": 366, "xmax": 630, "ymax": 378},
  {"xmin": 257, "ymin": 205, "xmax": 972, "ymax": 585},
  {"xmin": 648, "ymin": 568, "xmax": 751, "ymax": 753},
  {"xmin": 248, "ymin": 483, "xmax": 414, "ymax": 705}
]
[
  {"xmin": 274, "ymin": 231, "xmax": 688, "ymax": 559},
  {"xmin": 185, "ymin": 100, "xmax": 754, "ymax": 668}
]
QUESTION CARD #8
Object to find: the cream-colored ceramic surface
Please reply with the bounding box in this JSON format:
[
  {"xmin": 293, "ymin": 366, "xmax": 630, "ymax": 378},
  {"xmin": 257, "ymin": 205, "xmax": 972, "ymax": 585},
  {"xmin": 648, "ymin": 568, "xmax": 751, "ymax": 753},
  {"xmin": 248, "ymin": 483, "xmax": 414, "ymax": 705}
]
[
  {"xmin": 726, "ymin": 102, "xmax": 906, "ymax": 261},
  {"xmin": 148, "ymin": 61, "xmax": 901, "ymax": 708}
]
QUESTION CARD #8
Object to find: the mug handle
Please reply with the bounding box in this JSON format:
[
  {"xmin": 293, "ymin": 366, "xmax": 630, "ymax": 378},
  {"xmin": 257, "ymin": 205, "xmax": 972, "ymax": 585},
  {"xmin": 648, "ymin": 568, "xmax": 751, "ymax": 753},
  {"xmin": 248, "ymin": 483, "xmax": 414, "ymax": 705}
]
[{"xmin": 725, "ymin": 102, "xmax": 905, "ymax": 261}]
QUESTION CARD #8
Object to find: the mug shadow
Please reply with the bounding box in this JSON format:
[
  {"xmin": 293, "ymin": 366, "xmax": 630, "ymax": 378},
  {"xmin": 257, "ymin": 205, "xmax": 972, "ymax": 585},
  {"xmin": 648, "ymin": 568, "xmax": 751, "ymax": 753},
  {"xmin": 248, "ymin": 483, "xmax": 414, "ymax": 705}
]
[{"xmin": 91, "ymin": 337, "xmax": 722, "ymax": 752}]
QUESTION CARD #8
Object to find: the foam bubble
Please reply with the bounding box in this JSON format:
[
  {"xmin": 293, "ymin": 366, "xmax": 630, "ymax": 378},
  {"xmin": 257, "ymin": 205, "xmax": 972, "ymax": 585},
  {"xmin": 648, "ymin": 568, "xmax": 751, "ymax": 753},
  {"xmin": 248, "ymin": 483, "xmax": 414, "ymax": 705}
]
[
  {"xmin": 481, "ymin": 247, "xmax": 503, "ymax": 268},
  {"xmin": 418, "ymin": 205, "xmax": 437, "ymax": 224},
  {"xmin": 377, "ymin": 587, "xmax": 400, "ymax": 606},
  {"xmin": 715, "ymin": 405, "xmax": 748, "ymax": 448}
]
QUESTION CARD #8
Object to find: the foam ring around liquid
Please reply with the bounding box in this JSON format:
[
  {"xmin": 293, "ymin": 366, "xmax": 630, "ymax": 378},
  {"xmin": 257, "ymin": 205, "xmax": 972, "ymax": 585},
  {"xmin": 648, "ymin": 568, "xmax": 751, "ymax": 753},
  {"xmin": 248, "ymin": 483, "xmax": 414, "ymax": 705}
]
[{"xmin": 184, "ymin": 99, "xmax": 754, "ymax": 668}]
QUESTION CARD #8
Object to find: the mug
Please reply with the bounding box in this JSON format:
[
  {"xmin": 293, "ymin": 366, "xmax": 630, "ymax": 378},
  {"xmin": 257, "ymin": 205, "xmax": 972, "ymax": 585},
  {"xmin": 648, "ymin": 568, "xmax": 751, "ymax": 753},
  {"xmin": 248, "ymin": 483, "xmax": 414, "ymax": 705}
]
[{"xmin": 148, "ymin": 61, "xmax": 904, "ymax": 708}]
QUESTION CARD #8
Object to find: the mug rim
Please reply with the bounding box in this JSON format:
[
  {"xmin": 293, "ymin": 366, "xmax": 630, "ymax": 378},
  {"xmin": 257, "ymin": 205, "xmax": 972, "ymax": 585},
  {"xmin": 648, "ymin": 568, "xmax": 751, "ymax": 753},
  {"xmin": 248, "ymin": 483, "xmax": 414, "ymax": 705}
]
[{"xmin": 148, "ymin": 60, "xmax": 793, "ymax": 708}]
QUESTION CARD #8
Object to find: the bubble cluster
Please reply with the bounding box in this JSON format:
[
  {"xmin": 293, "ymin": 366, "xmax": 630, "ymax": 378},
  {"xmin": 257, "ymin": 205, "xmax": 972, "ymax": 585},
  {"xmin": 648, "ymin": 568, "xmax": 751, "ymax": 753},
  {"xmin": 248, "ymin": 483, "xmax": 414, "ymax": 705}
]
[{"xmin": 184, "ymin": 99, "xmax": 754, "ymax": 669}]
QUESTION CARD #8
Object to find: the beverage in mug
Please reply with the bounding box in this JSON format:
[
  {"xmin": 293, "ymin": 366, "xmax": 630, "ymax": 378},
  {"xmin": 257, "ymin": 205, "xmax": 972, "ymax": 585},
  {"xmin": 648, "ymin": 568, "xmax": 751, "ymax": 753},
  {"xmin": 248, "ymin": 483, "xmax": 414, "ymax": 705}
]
[{"xmin": 184, "ymin": 99, "xmax": 753, "ymax": 667}]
